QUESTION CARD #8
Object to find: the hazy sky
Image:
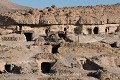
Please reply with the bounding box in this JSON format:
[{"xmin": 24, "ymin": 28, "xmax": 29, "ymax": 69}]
[{"xmin": 11, "ymin": 0, "xmax": 120, "ymax": 8}]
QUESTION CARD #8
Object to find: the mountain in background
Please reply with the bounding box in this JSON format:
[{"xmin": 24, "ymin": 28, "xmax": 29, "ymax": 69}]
[{"xmin": 0, "ymin": 0, "xmax": 31, "ymax": 13}]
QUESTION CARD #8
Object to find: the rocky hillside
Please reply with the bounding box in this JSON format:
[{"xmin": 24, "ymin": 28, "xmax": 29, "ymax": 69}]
[
  {"xmin": 0, "ymin": 1, "xmax": 120, "ymax": 25},
  {"xmin": 0, "ymin": 0, "xmax": 31, "ymax": 13}
]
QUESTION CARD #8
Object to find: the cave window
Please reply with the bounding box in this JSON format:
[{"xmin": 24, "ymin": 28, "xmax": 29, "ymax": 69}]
[
  {"xmin": 87, "ymin": 28, "xmax": 92, "ymax": 34},
  {"xmin": 110, "ymin": 42, "xmax": 117, "ymax": 48},
  {"xmin": 24, "ymin": 33, "xmax": 33, "ymax": 41},
  {"xmin": 105, "ymin": 29, "xmax": 107, "ymax": 33},
  {"xmin": 93, "ymin": 27, "xmax": 99, "ymax": 34},
  {"xmin": 41, "ymin": 62, "xmax": 51, "ymax": 73},
  {"xmin": 0, "ymin": 71, "xmax": 2, "ymax": 74},
  {"xmin": 12, "ymin": 65, "xmax": 21, "ymax": 74},
  {"xmin": 58, "ymin": 33, "xmax": 66, "ymax": 40},
  {"xmin": 83, "ymin": 59, "xmax": 102, "ymax": 70},
  {"xmin": 52, "ymin": 44, "xmax": 60, "ymax": 53},
  {"xmin": 19, "ymin": 25, "xmax": 22, "ymax": 31},
  {"xmin": 5, "ymin": 64, "xmax": 11, "ymax": 73},
  {"xmin": 64, "ymin": 28, "xmax": 67, "ymax": 31},
  {"xmin": 105, "ymin": 27, "xmax": 109, "ymax": 34}
]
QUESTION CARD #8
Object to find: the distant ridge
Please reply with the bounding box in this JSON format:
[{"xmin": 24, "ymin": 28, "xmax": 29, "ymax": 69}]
[
  {"xmin": 0, "ymin": 0, "xmax": 32, "ymax": 13},
  {"xmin": 114, "ymin": 3, "xmax": 120, "ymax": 5}
]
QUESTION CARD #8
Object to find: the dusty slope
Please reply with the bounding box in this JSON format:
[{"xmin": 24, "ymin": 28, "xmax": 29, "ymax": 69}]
[
  {"xmin": 1, "ymin": 3, "xmax": 120, "ymax": 25},
  {"xmin": 0, "ymin": 0, "xmax": 31, "ymax": 13}
]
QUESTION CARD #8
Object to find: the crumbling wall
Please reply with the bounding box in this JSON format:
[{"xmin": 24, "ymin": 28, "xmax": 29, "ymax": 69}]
[{"xmin": 0, "ymin": 34, "xmax": 26, "ymax": 41}]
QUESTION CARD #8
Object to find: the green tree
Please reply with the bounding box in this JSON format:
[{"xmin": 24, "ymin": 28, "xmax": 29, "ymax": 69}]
[
  {"xmin": 74, "ymin": 26, "xmax": 82, "ymax": 43},
  {"xmin": 51, "ymin": 4, "xmax": 56, "ymax": 8}
]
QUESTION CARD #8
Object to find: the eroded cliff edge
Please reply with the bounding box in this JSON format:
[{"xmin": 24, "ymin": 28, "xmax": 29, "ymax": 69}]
[{"xmin": 0, "ymin": 3, "xmax": 120, "ymax": 25}]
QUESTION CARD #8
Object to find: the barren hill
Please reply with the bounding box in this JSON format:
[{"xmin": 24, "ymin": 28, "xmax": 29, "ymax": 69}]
[
  {"xmin": 0, "ymin": 0, "xmax": 31, "ymax": 13},
  {"xmin": 0, "ymin": 3, "xmax": 120, "ymax": 25}
]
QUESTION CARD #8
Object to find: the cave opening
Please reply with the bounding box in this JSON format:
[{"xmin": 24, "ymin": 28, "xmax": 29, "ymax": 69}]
[
  {"xmin": 105, "ymin": 27, "xmax": 109, "ymax": 34},
  {"xmin": 52, "ymin": 44, "xmax": 60, "ymax": 53},
  {"xmin": 87, "ymin": 72, "xmax": 100, "ymax": 79},
  {"xmin": 110, "ymin": 42, "xmax": 117, "ymax": 48},
  {"xmin": 83, "ymin": 59, "xmax": 102, "ymax": 70},
  {"xmin": 5, "ymin": 64, "xmax": 11, "ymax": 73},
  {"xmin": 58, "ymin": 33, "xmax": 66, "ymax": 40},
  {"xmin": 12, "ymin": 65, "xmax": 21, "ymax": 74},
  {"xmin": 64, "ymin": 28, "xmax": 67, "ymax": 31},
  {"xmin": 93, "ymin": 27, "xmax": 99, "ymax": 34},
  {"xmin": 24, "ymin": 33, "xmax": 33, "ymax": 41},
  {"xmin": 41, "ymin": 62, "xmax": 51, "ymax": 73}
]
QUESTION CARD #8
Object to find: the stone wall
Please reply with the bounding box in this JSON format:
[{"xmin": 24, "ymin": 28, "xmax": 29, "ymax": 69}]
[{"xmin": 82, "ymin": 24, "xmax": 119, "ymax": 34}]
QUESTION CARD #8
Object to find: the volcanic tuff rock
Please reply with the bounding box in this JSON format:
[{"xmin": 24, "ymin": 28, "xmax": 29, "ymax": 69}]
[{"xmin": 0, "ymin": 3, "xmax": 120, "ymax": 25}]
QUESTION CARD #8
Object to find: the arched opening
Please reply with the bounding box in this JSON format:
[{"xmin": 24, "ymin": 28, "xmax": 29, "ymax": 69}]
[
  {"xmin": 24, "ymin": 33, "xmax": 33, "ymax": 41},
  {"xmin": 41, "ymin": 62, "xmax": 51, "ymax": 73},
  {"xmin": 5, "ymin": 64, "xmax": 11, "ymax": 73},
  {"xmin": 105, "ymin": 27, "xmax": 109, "ymax": 34},
  {"xmin": 93, "ymin": 27, "xmax": 99, "ymax": 34}
]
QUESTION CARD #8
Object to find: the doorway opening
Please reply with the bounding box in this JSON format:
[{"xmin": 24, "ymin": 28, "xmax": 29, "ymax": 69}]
[
  {"xmin": 5, "ymin": 64, "xmax": 11, "ymax": 73},
  {"xmin": 64, "ymin": 28, "xmax": 67, "ymax": 31},
  {"xmin": 93, "ymin": 27, "xmax": 99, "ymax": 34},
  {"xmin": 24, "ymin": 33, "xmax": 33, "ymax": 41},
  {"xmin": 41, "ymin": 62, "xmax": 51, "ymax": 73},
  {"xmin": 105, "ymin": 27, "xmax": 109, "ymax": 34},
  {"xmin": 12, "ymin": 65, "xmax": 21, "ymax": 74},
  {"xmin": 52, "ymin": 44, "xmax": 60, "ymax": 53}
]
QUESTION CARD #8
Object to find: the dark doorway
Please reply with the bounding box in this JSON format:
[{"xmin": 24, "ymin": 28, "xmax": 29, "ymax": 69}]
[
  {"xmin": 58, "ymin": 33, "xmax": 66, "ymax": 40},
  {"xmin": 41, "ymin": 62, "xmax": 51, "ymax": 73},
  {"xmin": 105, "ymin": 29, "xmax": 107, "ymax": 33},
  {"xmin": 105, "ymin": 27, "xmax": 109, "ymax": 34},
  {"xmin": 87, "ymin": 72, "xmax": 100, "ymax": 79},
  {"xmin": 64, "ymin": 28, "xmax": 67, "ymax": 31},
  {"xmin": 52, "ymin": 44, "xmax": 60, "ymax": 53},
  {"xmin": 5, "ymin": 64, "xmax": 11, "ymax": 72},
  {"xmin": 24, "ymin": 33, "xmax": 33, "ymax": 41},
  {"xmin": 93, "ymin": 27, "xmax": 99, "ymax": 34},
  {"xmin": 0, "ymin": 71, "xmax": 2, "ymax": 74},
  {"xmin": 12, "ymin": 65, "xmax": 21, "ymax": 74}
]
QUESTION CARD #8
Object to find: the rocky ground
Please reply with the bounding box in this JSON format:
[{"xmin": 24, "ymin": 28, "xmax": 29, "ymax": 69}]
[{"xmin": 0, "ymin": 0, "xmax": 120, "ymax": 80}]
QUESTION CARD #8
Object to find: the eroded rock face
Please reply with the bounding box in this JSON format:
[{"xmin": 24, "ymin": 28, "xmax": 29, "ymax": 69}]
[{"xmin": 1, "ymin": 4, "xmax": 120, "ymax": 25}]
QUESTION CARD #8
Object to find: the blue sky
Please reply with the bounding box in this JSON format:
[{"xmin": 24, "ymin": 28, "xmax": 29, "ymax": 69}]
[{"xmin": 11, "ymin": 0, "xmax": 120, "ymax": 8}]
